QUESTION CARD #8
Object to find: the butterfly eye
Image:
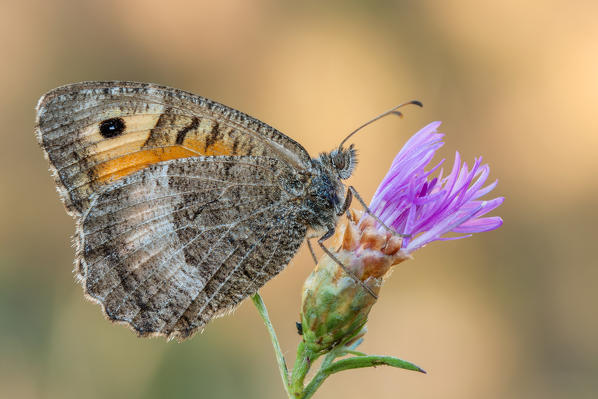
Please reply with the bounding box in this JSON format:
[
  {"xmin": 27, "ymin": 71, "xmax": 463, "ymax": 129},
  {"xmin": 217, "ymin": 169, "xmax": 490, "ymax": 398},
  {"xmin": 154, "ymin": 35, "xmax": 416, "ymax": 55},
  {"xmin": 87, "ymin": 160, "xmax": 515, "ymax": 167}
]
[
  {"xmin": 333, "ymin": 156, "xmax": 345, "ymax": 170},
  {"xmin": 334, "ymin": 145, "xmax": 356, "ymax": 180}
]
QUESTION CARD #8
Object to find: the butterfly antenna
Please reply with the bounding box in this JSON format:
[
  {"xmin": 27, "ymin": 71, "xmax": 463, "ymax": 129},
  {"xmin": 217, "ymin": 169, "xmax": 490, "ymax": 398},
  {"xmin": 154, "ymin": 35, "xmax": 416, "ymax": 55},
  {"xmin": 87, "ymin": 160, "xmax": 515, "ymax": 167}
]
[{"xmin": 339, "ymin": 100, "xmax": 423, "ymax": 149}]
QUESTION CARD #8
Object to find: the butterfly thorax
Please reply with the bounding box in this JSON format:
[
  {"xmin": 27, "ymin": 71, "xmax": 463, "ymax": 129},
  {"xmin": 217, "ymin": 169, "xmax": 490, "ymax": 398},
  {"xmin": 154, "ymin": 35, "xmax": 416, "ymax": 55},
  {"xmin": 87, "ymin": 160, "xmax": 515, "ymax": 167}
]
[{"xmin": 297, "ymin": 146, "xmax": 357, "ymax": 232}]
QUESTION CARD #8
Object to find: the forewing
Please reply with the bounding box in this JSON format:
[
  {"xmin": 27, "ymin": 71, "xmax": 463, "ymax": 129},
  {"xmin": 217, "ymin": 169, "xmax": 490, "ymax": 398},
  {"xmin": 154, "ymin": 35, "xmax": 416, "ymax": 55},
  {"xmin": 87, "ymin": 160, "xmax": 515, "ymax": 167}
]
[
  {"xmin": 78, "ymin": 156, "xmax": 306, "ymax": 339},
  {"xmin": 36, "ymin": 81, "xmax": 311, "ymax": 214}
]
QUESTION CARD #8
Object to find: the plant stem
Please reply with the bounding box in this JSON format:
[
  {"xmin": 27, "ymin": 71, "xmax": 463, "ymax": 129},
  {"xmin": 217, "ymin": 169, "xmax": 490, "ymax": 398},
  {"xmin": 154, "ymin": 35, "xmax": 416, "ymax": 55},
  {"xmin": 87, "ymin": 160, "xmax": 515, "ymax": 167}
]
[
  {"xmin": 301, "ymin": 355, "xmax": 426, "ymax": 399},
  {"xmin": 289, "ymin": 341, "xmax": 321, "ymax": 397},
  {"xmin": 290, "ymin": 345, "xmax": 339, "ymax": 398},
  {"xmin": 251, "ymin": 293, "xmax": 292, "ymax": 399},
  {"xmin": 343, "ymin": 350, "xmax": 367, "ymax": 357}
]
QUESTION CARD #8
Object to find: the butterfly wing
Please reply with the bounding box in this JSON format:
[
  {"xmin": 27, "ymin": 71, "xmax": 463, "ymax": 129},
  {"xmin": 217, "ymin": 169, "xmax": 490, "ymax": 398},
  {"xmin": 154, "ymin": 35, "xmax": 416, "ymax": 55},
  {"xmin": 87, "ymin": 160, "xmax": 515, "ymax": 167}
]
[
  {"xmin": 79, "ymin": 156, "xmax": 306, "ymax": 339},
  {"xmin": 36, "ymin": 81, "xmax": 311, "ymax": 214},
  {"xmin": 35, "ymin": 82, "xmax": 312, "ymax": 339}
]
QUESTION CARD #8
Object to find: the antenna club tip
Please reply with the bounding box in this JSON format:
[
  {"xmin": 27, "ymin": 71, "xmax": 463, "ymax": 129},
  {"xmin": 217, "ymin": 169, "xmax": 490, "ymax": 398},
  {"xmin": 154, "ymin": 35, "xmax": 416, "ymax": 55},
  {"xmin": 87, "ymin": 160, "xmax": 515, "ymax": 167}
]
[{"xmin": 411, "ymin": 100, "xmax": 423, "ymax": 107}]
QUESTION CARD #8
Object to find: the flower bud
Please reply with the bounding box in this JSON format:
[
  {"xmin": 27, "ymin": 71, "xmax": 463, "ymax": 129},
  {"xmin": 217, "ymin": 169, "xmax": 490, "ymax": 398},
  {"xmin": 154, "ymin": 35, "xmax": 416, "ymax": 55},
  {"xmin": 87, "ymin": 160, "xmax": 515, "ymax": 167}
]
[{"xmin": 300, "ymin": 210, "xmax": 409, "ymax": 353}]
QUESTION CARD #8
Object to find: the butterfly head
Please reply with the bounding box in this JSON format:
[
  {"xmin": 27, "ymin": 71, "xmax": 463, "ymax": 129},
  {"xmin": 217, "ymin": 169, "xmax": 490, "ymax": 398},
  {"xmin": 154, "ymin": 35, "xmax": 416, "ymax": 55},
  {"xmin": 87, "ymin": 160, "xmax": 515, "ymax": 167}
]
[{"xmin": 304, "ymin": 146, "xmax": 357, "ymax": 231}]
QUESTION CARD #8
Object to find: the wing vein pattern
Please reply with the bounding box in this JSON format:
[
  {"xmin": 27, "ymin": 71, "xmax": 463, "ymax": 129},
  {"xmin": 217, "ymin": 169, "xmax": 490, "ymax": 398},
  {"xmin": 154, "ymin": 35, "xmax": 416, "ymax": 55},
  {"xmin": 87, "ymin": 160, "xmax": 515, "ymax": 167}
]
[{"xmin": 80, "ymin": 157, "xmax": 306, "ymax": 338}]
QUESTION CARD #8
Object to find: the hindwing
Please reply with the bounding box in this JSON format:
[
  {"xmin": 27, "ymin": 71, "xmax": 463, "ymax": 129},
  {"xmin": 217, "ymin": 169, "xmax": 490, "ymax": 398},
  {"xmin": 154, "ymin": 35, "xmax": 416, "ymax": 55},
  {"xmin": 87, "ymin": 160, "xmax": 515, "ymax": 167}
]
[{"xmin": 79, "ymin": 156, "xmax": 306, "ymax": 339}]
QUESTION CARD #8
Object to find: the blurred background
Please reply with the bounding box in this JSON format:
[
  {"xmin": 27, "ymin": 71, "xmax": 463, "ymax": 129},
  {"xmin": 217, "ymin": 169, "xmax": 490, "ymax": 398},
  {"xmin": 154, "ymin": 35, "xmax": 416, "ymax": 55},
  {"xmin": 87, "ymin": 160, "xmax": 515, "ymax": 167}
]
[{"xmin": 1, "ymin": 1, "xmax": 597, "ymax": 398}]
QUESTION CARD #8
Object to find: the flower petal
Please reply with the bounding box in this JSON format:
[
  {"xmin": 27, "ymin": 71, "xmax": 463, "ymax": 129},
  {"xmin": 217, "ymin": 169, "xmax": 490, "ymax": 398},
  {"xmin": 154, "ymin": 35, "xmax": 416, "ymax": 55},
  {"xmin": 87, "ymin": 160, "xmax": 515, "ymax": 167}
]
[
  {"xmin": 452, "ymin": 216, "xmax": 503, "ymax": 233},
  {"xmin": 369, "ymin": 121, "xmax": 503, "ymax": 253}
]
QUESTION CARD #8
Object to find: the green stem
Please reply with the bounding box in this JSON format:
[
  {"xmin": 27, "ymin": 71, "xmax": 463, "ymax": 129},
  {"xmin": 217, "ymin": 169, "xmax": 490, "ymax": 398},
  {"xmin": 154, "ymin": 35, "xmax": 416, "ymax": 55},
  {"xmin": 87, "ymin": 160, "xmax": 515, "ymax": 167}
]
[
  {"xmin": 343, "ymin": 349, "xmax": 367, "ymax": 357},
  {"xmin": 251, "ymin": 293, "xmax": 292, "ymax": 399},
  {"xmin": 301, "ymin": 355, "xmax": 426, "ymax": 399},
  {"xmin": 289, "ymin": 342, "xmax": 322, "ymax": 397},
  {"xmin": 291, "ymin": 346, "xmax": 338, "ymax": 398},
  {"xmin": 289, "ymin": 341, "xmax": 308, "ymax": 396},
  {"xmin": 319, "ymin": 349, "xmax": 339, "ymax": 372}
]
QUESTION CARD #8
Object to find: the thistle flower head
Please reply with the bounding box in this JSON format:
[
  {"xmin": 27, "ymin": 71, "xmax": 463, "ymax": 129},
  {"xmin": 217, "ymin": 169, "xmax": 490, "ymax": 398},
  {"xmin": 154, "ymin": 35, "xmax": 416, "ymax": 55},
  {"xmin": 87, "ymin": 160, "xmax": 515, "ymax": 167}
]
[{"xmin": 300, "ymin": 121, "xmax": 503, "ymax": 353}]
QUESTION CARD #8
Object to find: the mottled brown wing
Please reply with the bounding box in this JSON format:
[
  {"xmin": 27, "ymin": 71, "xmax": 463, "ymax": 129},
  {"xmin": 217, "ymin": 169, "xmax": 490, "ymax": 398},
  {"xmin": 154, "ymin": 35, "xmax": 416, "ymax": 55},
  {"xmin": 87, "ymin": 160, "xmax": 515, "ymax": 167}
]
[
  {"xmin": 35, "ymin": 81, "xmax": 311, "ymax": 215},
  {"xmin": 79, "ymin": 156, "xmax": 306, "ymax": 339}
]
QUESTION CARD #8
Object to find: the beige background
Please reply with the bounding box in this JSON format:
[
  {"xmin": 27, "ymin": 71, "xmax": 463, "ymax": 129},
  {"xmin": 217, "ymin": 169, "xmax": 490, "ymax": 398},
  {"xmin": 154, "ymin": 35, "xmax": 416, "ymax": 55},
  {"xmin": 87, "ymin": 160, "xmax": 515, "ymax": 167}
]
[{"xmin": 1, "ymin": 1, "xmax": 597, "ymax": 398}]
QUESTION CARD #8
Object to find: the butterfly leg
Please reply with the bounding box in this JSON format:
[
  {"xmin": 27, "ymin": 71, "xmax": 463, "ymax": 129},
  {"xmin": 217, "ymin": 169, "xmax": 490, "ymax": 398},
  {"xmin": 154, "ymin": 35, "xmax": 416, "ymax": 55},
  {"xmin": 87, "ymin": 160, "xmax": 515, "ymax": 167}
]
[
  {"xmin": 337, "ymin": 187, "xmax": 353, "ymax": 216},
  {"xmin": 317, "ymin": 229, "xmax": 378, "ymax": 299},
  {"xmin": 347, "ymin": 186, "xmax": 411, "ymax": 239},
  {"xmin": 307, "ymin": 238, "xmax": 319, "ymax": 265}
]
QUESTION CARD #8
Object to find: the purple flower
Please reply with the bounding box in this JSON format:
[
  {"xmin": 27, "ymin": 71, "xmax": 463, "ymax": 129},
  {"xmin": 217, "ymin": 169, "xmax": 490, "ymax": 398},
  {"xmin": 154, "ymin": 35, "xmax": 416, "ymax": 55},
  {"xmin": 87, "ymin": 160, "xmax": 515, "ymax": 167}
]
[
  {"xmin": 299, "ymin": 121, "xmax": 503, "ymax": 355},
  {"xmin": 368, "ymin": 121, "xmax": 503, "ymax": 254}
]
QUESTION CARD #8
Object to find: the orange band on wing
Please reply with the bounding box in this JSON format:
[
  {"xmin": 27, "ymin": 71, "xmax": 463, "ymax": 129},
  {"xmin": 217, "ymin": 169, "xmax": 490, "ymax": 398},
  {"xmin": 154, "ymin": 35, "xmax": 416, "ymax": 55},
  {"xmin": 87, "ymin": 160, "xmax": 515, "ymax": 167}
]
[
  {"xmin": 183, "ymin": 139, "xmax": 236, "ymax": 157},
  {"xmin": 96, "ymin": 147, "xmax": 196, "ymax": 182},
  {"xmin": 95, "ymin": 139, "xmax": 237, "ymax": 183}
]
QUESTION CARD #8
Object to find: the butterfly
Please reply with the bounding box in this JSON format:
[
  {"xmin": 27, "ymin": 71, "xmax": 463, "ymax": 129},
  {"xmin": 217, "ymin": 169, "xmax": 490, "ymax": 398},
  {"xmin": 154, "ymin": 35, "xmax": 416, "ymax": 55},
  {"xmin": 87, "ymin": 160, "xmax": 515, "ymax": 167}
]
[{"xmin": 36, "ymin": 81, "xmax": 418, "ymax": 340}]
